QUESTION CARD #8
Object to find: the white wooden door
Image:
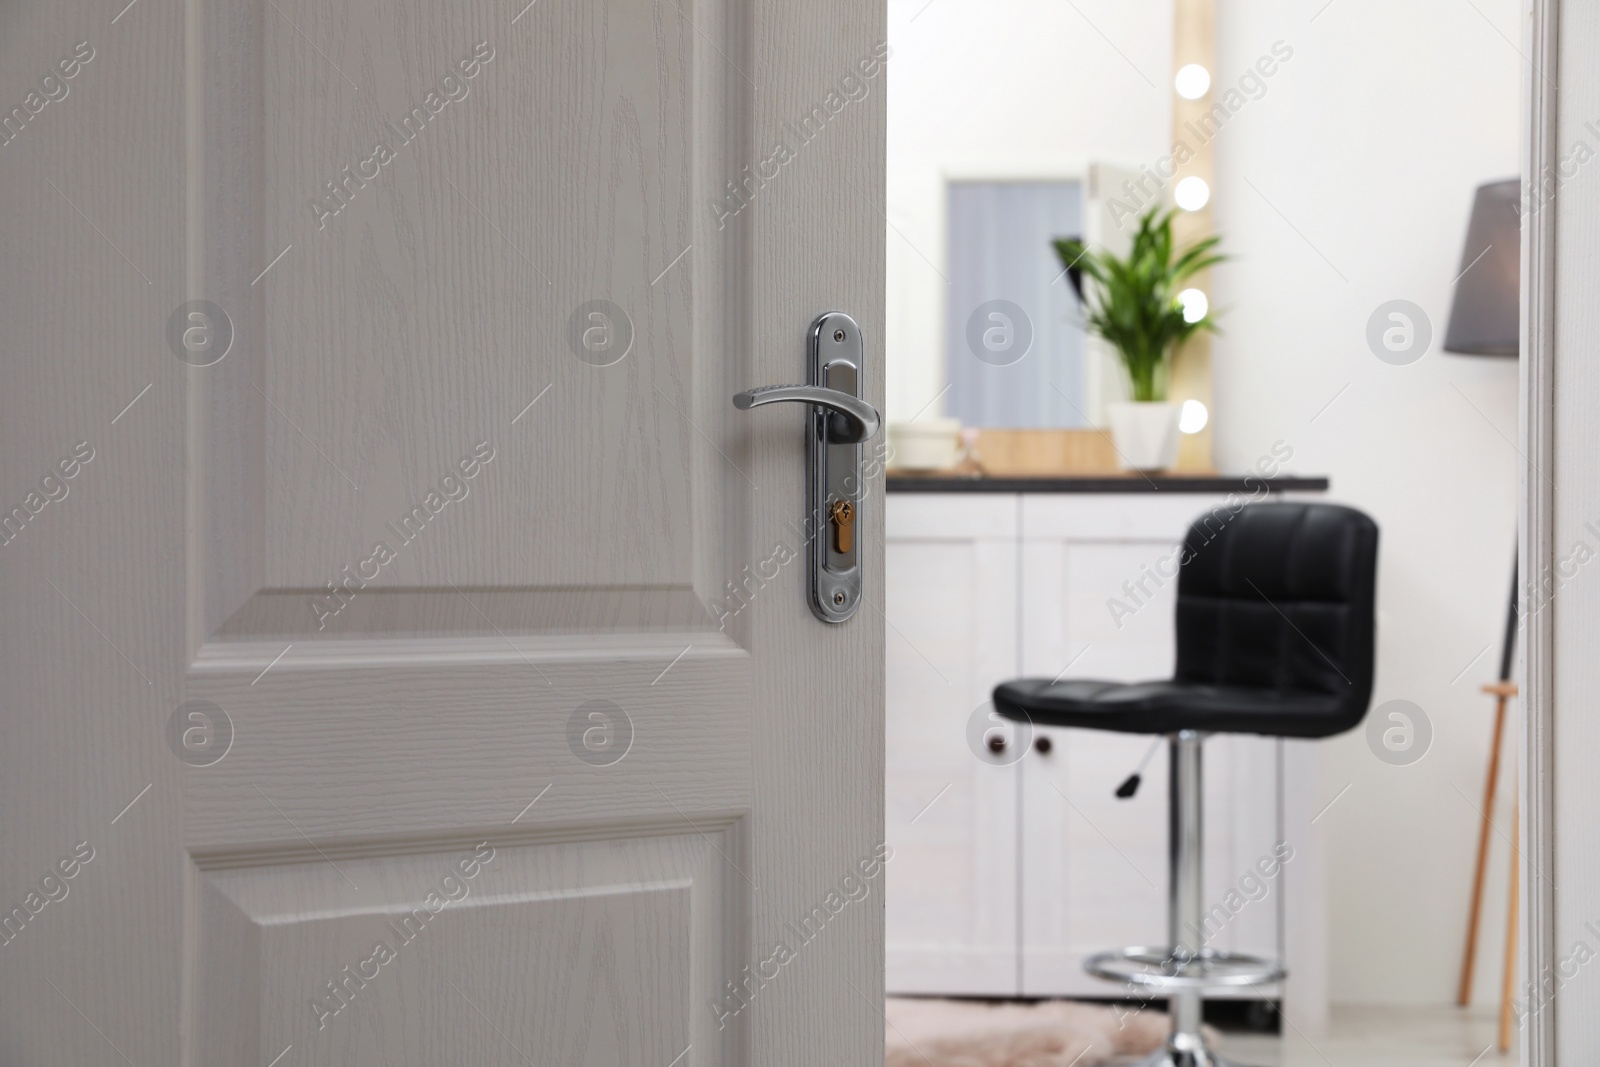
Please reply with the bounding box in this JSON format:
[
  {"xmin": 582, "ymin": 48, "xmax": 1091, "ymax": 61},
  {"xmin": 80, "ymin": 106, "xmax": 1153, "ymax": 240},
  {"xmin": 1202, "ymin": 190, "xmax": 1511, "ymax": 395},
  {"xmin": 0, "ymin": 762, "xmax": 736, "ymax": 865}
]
[{"xmin": 0, "ymin": 0, "xmax": 884, "ymax": 1064}]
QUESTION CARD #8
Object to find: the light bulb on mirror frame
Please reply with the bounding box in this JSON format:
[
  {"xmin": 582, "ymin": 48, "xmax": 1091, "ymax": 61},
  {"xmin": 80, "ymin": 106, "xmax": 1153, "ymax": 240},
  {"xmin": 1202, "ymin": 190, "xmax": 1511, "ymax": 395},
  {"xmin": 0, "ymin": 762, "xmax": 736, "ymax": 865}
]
[
  {"xmin": 1174, "ymin": 177, "xmax": 1210, "ymax": 212},
  {"xmin": 1178, "ymin": 288, "xmax": 1209, "ymax": 324},
  {"xmin": 1179, "ymin": 399, "xmax": 1209, "ymax": 435},
  {"xmin": 1174, "ymin": 64, "xmax": 1211, "ymax": 100}
]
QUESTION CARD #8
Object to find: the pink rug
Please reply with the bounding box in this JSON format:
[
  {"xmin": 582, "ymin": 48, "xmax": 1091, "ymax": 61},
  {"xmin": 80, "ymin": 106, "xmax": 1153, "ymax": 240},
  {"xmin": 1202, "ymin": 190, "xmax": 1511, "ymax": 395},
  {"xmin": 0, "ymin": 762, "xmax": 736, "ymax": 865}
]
[{"xmin": 885, "ymin": 997, "xmax": 1175, "ymax": 1067}]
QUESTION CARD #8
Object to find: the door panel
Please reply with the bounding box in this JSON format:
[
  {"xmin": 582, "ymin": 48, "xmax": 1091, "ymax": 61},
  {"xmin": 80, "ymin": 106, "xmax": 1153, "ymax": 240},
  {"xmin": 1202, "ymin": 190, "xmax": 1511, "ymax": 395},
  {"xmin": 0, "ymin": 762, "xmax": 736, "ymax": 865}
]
[
  {"xmin": 0, "ymin": 0, "xmax": 883, "ymax": 1059},
  {"xmin": 1019, "ymin": 537, "xmax": 1171, "ymax": 994},
  {"xmin": 884, "ymin": 495, "xmax": 1018, "ymax": 995},
  {"xmin": 198, "ymin": 0, "xmax": 715, "ymax": 639},
  {"xmin": 249, "ymin": 3, "xmax": 694, "ymax": 595},
  {"xmin": 185, "ymin": 637, "xmax": 750, "ymax": 849},
  {"xmin": 1019, "ymin": 726, "xmax": 1171, "ymax": 995},
  {"xmin": 195, "ymin": 831, "xmax": 730, "ymax": 1066}
]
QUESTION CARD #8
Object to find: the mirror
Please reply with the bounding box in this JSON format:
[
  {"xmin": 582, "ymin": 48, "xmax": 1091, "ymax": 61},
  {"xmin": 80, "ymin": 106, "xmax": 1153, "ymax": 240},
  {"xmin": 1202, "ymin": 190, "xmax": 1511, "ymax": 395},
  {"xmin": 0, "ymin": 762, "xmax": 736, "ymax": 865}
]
[{"xmin": 886, "ymin": 0, "xmax": 1191, "ymax": 451}]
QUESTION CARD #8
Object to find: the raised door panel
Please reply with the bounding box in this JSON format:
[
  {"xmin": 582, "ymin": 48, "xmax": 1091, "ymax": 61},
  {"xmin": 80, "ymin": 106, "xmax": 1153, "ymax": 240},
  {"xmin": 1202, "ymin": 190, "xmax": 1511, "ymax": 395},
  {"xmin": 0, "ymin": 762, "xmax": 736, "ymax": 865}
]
[
  {"xmin": 199, "ymin": 0, "xmax": 726, "ymax": 640},
  {"xmin": 194, "ymin": 831, "xmax": 733, "ymax": 1066},
  {"xmin": 253, "ymin": 15, "xmax": 692, "ymax": 594},
  {"xmin": 885, "ymin": 494, "xmax": 1019, "ymax": 995},
  {"xmin": 185, "ymin": 636, "xmax": 751, "ymax": 849}
]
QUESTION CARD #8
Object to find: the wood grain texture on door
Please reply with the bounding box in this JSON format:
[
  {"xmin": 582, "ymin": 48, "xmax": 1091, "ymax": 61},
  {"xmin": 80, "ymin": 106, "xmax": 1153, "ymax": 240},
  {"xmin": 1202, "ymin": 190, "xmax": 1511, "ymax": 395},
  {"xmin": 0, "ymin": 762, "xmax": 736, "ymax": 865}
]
[{"xmin": 0, "ymin": 0, "xmax": 884, "ymax": 1060}]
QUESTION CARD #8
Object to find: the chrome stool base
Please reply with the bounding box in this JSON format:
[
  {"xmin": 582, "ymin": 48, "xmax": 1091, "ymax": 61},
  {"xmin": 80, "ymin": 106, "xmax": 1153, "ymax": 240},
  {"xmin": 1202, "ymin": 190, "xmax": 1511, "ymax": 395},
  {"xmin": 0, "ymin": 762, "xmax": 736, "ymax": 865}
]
[
  {"xmin": 1125, "ymin": 1042, "xmax": 1253, "ymax": 1067},
  {"xmin": 1083, "ymin": 734, "xmax": 1283, "ymax": 1067},
  {"xmin": 1086, "ymin": 946, "xmax": 1286, "ymax": 990}
]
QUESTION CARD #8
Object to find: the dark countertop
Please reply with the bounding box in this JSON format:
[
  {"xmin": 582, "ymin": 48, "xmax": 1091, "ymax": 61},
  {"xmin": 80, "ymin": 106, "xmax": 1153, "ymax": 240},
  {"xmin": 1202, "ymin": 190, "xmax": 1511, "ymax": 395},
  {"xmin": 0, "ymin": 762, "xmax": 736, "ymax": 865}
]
[{"xmin": 886, "ymin": 474, "xmax": 1330, "ymax": 494}]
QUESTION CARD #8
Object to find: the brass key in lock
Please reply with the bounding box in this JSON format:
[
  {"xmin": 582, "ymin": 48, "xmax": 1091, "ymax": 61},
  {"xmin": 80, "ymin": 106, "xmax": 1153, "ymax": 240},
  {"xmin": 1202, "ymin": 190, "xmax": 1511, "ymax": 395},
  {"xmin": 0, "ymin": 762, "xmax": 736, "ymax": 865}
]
[{"xmin": 829, "ymin": 499, "xmax": 855, "ymax": 554}]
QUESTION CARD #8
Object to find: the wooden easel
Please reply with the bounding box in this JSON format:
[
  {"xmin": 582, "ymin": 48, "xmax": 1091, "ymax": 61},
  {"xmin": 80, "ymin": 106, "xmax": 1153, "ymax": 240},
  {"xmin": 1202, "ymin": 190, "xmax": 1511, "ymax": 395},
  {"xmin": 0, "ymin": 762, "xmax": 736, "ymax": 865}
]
[
  {"xmin": 1458, "ymin": 563, "xmax": 1519, "ymax": 1052},
  {"xmin": 1458, "ymin": 680, "xmax": 1517, "ymax": 1050}
]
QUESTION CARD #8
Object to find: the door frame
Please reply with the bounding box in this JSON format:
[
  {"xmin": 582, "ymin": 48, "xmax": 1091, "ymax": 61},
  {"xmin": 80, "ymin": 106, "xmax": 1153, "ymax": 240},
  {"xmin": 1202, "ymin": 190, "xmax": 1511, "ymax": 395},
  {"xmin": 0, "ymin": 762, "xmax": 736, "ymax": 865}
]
[{"xmin": 1522, "ymin": 0, "xmax": 1558, "ymax": 1062}]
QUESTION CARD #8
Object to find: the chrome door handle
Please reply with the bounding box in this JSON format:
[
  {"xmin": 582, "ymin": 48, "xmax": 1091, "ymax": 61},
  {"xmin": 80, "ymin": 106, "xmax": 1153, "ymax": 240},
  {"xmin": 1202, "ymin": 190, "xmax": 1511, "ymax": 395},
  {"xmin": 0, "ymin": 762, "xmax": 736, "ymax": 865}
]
[
  {"xmin": 732, "ymin": 385, "xmax": 881, "ymax": 444},
  {"xmin": 731, "ymin": 312, "xmax": 875, "ymax": 623}
]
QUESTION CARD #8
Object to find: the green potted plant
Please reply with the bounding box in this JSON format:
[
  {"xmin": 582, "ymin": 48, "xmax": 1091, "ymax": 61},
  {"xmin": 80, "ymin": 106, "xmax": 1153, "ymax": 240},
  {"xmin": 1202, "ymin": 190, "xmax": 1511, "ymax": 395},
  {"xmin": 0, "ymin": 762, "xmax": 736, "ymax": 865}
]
[{"xmin": 1054, "ymin": 207, "xmax": 1224, "ymax": 471}]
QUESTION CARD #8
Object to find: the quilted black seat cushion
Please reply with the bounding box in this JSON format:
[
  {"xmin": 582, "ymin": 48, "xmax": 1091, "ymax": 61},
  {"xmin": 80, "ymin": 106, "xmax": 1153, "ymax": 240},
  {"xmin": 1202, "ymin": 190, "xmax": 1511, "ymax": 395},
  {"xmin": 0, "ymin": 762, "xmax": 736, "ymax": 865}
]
[
  {"xmin": 993, "ymin": 679, "xmax": 1351, "ymax": 739},
  {"xmin": 993, "ymin": 502, "xmax": 1379, "ymax": 739}
]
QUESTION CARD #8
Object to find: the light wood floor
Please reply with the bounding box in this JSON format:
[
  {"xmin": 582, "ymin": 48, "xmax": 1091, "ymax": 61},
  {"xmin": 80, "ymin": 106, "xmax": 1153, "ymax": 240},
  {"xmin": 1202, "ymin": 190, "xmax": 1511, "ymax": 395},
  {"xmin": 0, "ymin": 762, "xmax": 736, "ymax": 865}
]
[{"xmin": 1212, "ymin": 1005, "xmax": 1514, "ymax": 1067}]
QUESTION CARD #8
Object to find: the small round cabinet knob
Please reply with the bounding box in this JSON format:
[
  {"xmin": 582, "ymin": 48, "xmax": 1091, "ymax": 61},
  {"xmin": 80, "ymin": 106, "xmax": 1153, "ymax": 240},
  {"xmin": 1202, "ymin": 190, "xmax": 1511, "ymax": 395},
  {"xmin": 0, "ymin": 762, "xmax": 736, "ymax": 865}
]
[
  {"xmin": 1034, "ymin": 736, "xmax": 1052, "ymax": 755},
  {"xmin": 986, "ymin": 734, "xmax": 1006, "ymax": 753}
]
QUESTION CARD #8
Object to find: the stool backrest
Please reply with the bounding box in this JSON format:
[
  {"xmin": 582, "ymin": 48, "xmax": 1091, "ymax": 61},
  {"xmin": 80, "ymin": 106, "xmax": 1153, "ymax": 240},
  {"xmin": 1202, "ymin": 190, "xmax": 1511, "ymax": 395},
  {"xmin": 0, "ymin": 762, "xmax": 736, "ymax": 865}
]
[{"xmin": 1174, "ymin": 501, "xmax": 1379, "ymax": 725}]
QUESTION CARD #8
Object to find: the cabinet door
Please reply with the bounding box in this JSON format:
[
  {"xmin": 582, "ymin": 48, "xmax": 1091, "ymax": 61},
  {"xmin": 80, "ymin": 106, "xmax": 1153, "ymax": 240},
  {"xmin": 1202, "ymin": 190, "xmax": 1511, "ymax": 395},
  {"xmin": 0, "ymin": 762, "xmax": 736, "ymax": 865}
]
[
  {"xmin": 1018, "ymin": 495, "xmax": 1283, "ymax": 997},
  {"xmin": 885, "ymin": 494, "xmax": 1021, "ymax": 995}
]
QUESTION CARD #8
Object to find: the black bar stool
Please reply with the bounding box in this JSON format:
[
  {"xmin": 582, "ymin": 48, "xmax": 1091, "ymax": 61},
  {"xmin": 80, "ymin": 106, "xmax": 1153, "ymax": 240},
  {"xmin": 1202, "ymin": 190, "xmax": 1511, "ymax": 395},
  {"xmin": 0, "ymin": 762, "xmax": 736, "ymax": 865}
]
[{"xmin": 993, "ymin": 501, "xmax": 1378, "ymax": 1067}]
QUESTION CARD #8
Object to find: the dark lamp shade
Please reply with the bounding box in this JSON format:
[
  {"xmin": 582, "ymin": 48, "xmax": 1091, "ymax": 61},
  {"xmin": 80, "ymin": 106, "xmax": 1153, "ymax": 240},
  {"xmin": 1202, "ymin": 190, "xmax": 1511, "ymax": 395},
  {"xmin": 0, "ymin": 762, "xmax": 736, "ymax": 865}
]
[{"xmin": 1443, "ymin": 178, "xmax": 1520, "ymax": 357}]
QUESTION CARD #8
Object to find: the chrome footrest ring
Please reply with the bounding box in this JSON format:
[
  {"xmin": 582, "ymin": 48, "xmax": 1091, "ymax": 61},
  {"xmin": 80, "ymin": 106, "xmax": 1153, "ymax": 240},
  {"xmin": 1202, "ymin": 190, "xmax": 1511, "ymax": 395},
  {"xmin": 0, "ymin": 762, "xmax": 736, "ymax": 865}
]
[{"xmin": 1085, "ymin": 945, "xmax": 1286, "ymax": 990}]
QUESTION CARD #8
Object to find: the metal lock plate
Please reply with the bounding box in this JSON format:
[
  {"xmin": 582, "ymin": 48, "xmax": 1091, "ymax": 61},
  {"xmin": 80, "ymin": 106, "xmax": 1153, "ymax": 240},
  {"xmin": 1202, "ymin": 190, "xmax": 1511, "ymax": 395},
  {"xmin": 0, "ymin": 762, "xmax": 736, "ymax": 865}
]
[
  {"xmin": 731, "ymin": 311, "xmax": 880, "ymax": 624},
  {"xmin": 809, "ymin": 313, "xmax": 864, "ymax": 622}
]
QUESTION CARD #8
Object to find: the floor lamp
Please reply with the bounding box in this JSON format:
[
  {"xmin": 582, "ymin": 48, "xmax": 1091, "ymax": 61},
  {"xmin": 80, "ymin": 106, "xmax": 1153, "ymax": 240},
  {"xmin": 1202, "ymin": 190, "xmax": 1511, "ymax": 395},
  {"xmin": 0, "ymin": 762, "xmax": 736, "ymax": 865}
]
[{"xmin": 1442, "ymin": 178, "xmax": 1521, "ymax": 1050}]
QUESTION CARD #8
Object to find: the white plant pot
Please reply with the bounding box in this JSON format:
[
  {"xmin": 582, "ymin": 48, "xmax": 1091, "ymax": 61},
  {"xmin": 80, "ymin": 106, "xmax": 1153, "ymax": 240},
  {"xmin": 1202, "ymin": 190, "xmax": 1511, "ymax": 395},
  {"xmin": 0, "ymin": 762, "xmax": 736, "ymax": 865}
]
[{"xmin": 1107, "ymin": 401, "xmax": 1181, "ymax": 472}]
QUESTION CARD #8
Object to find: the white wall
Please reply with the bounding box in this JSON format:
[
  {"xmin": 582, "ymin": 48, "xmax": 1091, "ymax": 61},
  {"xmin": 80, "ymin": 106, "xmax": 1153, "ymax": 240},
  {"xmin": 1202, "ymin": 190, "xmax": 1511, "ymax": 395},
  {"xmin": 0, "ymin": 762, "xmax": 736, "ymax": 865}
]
[
  {"xmin": 885, "ymin": 0, "xmax": 1172, "ymax": 422},
  {"xmin": 1211, "ymin": 0, "xmax": 1522, "ymax": 1005}
]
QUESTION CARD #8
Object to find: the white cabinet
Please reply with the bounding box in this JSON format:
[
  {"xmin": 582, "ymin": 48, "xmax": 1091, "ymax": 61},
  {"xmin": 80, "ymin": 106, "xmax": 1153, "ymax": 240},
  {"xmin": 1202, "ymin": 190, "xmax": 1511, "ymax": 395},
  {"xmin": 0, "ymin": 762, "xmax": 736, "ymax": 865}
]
[
  {"xmin": 883, "ymin": 495, "xmax": 1020, "ymax": 994},
  {"xmin": 886, "ymin": 491, "xmax": 1318, "ymax": 1006}
]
